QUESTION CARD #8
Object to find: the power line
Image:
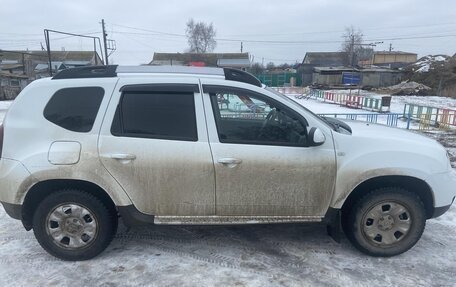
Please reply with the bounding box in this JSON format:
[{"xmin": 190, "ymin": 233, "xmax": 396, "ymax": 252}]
[
  {"xmin": 365, "ymin": 34, "xmax": 456, "ymax": 42},
  {"xmin": 110, "ymin": 23, "xmax": 456, "ymax": 45},
  {"xmin": 112, "ymin": 24, "xmax": 186, "ymax": 37},
  {"xmin": 220, "ymin": 22, "xmax": 456, "ymax": 37}
]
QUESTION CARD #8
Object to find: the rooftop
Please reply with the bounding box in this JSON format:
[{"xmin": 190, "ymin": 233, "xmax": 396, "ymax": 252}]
[
  {"xmin": 302, "ymin": 52, "xmax": 348, "ymax": 66},
  {"xmin": 374, "ymin": 51, "xmax": 417, "ymax": 55},
  {"xmin": 313, "ymin": 66, "xmax": 357, "ymax": 72},
  {"xmin": 150, "ymin": 52, "xmax": 250, "ymax": 67},
  {"xmin": 0, "ymin": 71, "xmax": 29, "ymax": 79},
  {"xmin": 0, "ymin": 50, "xmax": 103, "ymax": 63}
]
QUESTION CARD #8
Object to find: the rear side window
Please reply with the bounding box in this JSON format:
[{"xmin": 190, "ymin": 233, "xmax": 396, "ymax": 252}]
[
  {"xmin": 111, "ymin": 92, "xmax": 197, "ymax": 141},
  {"xmin": 44, "ymin": 87, "xmax": 104, "ymax": 132}
]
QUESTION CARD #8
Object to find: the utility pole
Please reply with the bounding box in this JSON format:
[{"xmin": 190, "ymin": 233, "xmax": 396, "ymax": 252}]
[
  {"xmin": 44, "ymin": 29, "xmax": 52, "ymax": 76},
  {"xmin": 102, "ymin": 19, "xmax": 109, "ymax": 65},
  {"xmin": 389, "ymin": 43, "xmax": 393, "ymax": 52},
  {"xmin": 241, "ymin": 42, "xmax": 243, "ymax": 53}
]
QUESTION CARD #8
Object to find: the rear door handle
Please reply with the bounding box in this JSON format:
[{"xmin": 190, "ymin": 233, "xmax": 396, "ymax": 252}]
[
  {"xmin": 218, "ymin": 158, "xmax": 242, "ymax": 165},
  {"xmin": 108, "ymin": 153, "xmax": 137, "ymax": 161}
]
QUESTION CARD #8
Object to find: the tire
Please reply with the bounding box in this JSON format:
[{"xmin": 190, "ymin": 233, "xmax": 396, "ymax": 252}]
[
  {"xmin": 32, "ymin": 189, "xmax": 117, "ymax": 261},
  {"xmin": 345, "ymin": 187, "xmax": 426, "ymax": 257}
]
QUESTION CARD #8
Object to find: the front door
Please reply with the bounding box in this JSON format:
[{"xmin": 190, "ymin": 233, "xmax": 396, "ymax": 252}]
[
  {"xmin": 98, "ymin": 81, "xmax": 215, "ymax": 216},
  {"xmin": 203, "ymin": 85, "xmax": 336, "ymax": 217}
]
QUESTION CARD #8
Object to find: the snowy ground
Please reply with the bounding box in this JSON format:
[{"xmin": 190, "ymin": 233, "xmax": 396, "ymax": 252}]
[{"xmin": 0, "ymin": 97, "xmax": 455, "ymax": 286}]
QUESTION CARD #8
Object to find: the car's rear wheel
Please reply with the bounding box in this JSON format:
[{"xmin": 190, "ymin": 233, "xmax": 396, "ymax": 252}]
[
  {"xmin": 346, "ymin": 187, "xmax": 426, "ymax": 257},
  {"xmin": 32, "ymin": 189, "xmax": 117, "ymax": 261}
]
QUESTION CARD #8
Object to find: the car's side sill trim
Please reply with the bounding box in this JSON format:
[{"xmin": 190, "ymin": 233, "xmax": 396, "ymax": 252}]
[{"xmin": 154, "ymin": 215, "xmax": 323, "ymax": 225}]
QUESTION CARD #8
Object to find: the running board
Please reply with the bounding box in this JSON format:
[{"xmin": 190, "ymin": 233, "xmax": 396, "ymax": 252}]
[{"xmin": 154, "ymin": 215, "xmax": 323, "ymax": 225}]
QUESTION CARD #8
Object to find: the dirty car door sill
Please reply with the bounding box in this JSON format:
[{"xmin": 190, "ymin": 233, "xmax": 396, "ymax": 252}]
[{"xmin": 154, "ymin": 215, "xmax": 323, "ymax": 225}]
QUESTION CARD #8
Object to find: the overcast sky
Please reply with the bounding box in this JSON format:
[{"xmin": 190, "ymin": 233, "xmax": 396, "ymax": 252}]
[{"xmin": 1, "ymin": 0, "xmax": 456, "ymax": 65}]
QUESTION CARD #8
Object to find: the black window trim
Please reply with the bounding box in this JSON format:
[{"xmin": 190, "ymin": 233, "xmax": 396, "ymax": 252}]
[
  {"xmin": 204, "ymin": 85, "xmax": 309, "ymax": 147},
  {"xmin": 111, "ymin": 87, "xmax": 199, "ymax": 142},
  {"xmin": 119, "ymin": 83, "xmax": 199, "ymax": 93}
]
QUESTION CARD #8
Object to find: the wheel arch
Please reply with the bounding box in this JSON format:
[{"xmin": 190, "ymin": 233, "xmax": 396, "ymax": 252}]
[
  {"xmin": 21, "ymin": 179, "xmax": 118, "ymax": 230},
  {"xmin": 341, "ymin": 175, "xmax": 434, "ymax": 220}
]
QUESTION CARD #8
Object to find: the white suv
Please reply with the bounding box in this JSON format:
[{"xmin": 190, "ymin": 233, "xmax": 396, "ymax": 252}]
[{"xmin": 0, "ymin": 65, "xmax": 455, "ymax": 260}]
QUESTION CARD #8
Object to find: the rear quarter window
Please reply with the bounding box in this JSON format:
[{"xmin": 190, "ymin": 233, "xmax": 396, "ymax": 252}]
[{"xmin": 43, "ymin": 87, "xmax": 105, "ymax": 132}]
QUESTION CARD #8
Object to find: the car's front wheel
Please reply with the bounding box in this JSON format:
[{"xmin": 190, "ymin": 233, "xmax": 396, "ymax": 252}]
[
  {"xmin": 32, "ymin": 189, "xmax": 117, "ymax": 261},
  {"xmin": 346, "ymin": 187, "xmax": 426, "ymax": 257}
]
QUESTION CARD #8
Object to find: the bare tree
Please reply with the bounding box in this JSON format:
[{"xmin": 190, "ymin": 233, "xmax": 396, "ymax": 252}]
[
  {"xmin": 357, "ymin": 46, "xmax": 374, "ymax": 64},
  {"xmin": 341, "ymin": 26, "xmax": 364, "ymax": 66},
  {"xmin": 248, "ymin": 62, "xmax": 265, "ymax": 75},
  {"xmin": 185, "ymin": 19, "xmax": 217, "ymax": 53},
  {"xmin": 266, "ymin": 62, "xmax": 275, "ymax": 70}
]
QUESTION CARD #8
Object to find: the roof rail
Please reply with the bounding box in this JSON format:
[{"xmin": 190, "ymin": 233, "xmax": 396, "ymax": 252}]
[
  {"xmin": 51, "ymin": 65, "xmax": 262, "ymax": 87},
  {"xmin": 223, "ymin": 68, "xmax": 262, "ymax": 87},
  {"xmin": 52, "ymin": 65, "xmax": 118, "ymax": 80}
]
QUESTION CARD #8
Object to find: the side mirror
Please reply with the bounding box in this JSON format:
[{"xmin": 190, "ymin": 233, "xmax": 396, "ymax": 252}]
[{"xmin": 309, "ymin": 127, "xmax": 326, "ymax": 146}]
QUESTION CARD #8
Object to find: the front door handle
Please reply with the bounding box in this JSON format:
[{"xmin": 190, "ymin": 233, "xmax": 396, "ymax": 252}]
[{"xmin": 218, "ymin": 158, "xmax": 242, "ymax": 166}]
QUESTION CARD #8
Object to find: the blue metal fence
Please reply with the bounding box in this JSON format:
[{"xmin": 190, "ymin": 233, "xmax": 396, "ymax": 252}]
[{"xmin": 318, "ymin": 113, "xmax": 403, "ymax": 128}]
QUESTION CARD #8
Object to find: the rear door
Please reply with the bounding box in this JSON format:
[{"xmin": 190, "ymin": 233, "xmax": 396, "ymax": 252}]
[{"xmin": 98, "ymin": 78, "xmax": 215, "ymax": 216}]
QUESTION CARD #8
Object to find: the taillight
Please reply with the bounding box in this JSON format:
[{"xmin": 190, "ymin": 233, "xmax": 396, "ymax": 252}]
[{"xmin": 0, "ymin": 123, "xmax": 4, "ymax": 158}]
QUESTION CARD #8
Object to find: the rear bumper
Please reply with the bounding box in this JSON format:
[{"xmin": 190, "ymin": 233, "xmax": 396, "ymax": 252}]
[
  {"xmin": 0, "ymin": 158, "xmax": 34, "ymax": 205},
  {"xmin": 1, "ymin": 201, "xmax": 22, "ymax": 220}
]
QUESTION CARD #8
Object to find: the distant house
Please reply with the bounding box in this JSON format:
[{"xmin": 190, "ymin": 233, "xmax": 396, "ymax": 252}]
[
  {"xmin": 0, "ymin": 50, "xmax": 103, "ymax": 79},
  {"xmin": 0, "ymin": 50, "xmax": 102, "ymax": 99},
  {"xmin": 300, "ymin": 52, "xmax": 349, "ymax": 85},
  {"xmin": 361, "ymin": 68, "xmax": 402, "ymax": 87},
  {"xmin": 149, "ymin": 53, "xmax": 251, "ymax": 69},
  {"xmin": 0, "ymin": 62, "xmax": 25, "ymax": 75},
  {"xmin": 373, "ymin": 51, "xmax": 417, "ymax": 69},
  {"xmin": 311, "ymin": 66, "xmax": 402, "ymax": 88},
  {"xmin": 312, "ymin": 67, "xmax": 359, "ymax": 86},
  {"xmin": 302, "ymin": 52, "xmax": 348, "ymax": 66},
  {"xmin": 0, "ymin": 72, "xmax": 29, "ymax": 100}
]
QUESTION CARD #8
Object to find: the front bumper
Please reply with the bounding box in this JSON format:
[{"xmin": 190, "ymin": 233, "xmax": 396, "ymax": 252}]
[{"xmin": 427, "ymin": 169, "xmax": 456, "ymax": 218}]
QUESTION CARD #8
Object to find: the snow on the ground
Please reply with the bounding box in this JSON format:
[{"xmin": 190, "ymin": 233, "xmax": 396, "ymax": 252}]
[
  {"xmin": 291, "ymin": 94, "xmax": 456, "ymax": 114},
  {"xmin": 0, "ymin": 96, "xmax": 456, "ymax": 286},
  {"xmin": 286, "ymin": 90, "xmax": 456, "ymax": 130},
  {"xmin": 412, "ymin": 55, "xmax": 449, "ymax": 73},
  {"xmin": 416, "ymin": 64, "xmax": 430, "ymax": 73},
  {"xmin": 0, "ymin": 197, "xmax": 455, "ymax": 286},
  {"xmin": 289, "ymin": 94, "xmax": 416, "ymax": 129},
  {"xmin": 0, "ymin": 204, "xmax": 455, "ymax": 286},
  {"xmin": 392, "ymin": 95, "xmax": 456, "ymax": 110}
]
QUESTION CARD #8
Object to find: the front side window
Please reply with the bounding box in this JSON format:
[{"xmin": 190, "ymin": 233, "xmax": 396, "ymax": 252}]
[
  {"xmin": 111, "ymin": 91, "xmax": 198, "ymax": 141},
  {"xmin": 44, "ymin": 87, "xmax": 105, "ymax": 132},
  {"xmin": 208, "ymin": 87, "xmax": 307, "ymax": 146}
]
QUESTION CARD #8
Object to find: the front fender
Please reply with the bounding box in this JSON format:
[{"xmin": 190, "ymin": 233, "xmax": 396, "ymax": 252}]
[{"xmin": 330, "ymin": 166, "xmax": 431, "ymax": 208}]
